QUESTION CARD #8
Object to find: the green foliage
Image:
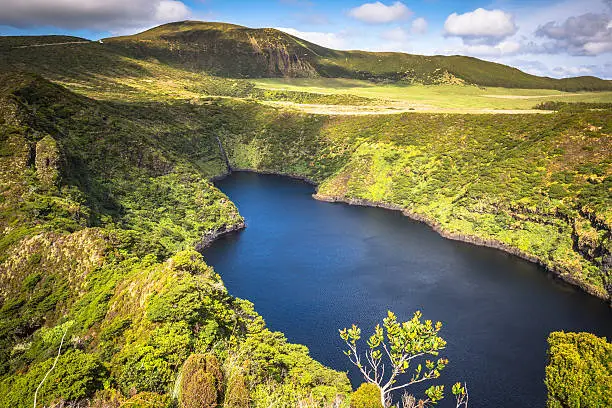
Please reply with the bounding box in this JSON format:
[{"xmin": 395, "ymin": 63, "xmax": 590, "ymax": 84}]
[
  {"xmin": 545, "ymin": 331, "xmax": 612, "ymax": 408},
  {"xmin": 351, "ymin": 383, "xmax": 382, "ymax": 408},
  {"xmin": 145, "ymin": 255, "xmax": 232, "ymax": 329},
  {"xmin": 115, "ymin": 322, "xmax": 192, "ymax": 394},
  {"xmin": 179, "ymin": 354, "xmax": 223, "ymax": 408},
  {"xmin": 22, "ymin": 271, "xmax": 42, "ymax": 290},
  {"xmin": 340, "ymin": 311, "xmax": 448, "ymax": 407},
  {"xmin": 0, "ymin": 350, "xmax": 106, "ymax": 408},
  {"xmin": 534, "ymin": 101, "xmax": 612, "ymax": 112},
  {"xmin": 35, "ymin": 134, "xmax": 61, "ymax": 189},
  {"xmin": 100, "ymin": 317, "xmax": 131, "ymax": 342},
  {"xmin": 452, "ymin": 382, "xmax": 469, "ymax": 408},
  {"xmin": 123, "ymin": 392, "xmax": 172, "ymax": 407}
]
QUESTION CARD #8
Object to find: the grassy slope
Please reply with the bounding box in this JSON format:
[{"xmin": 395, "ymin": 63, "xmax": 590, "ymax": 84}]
[
  {"xmin": 0, "ymin": 35, "xmax": 377, "ymax": 108},
  {"xmin": 103, "ymin": 21, "xmax": 612, "ymax": 91},
  {"xmin": 0, "ymin": 72, "xmax": 350, "ymax": 407}
]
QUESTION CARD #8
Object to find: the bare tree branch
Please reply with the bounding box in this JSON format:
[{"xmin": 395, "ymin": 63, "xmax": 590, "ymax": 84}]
[{"xmin": 34, "ymin": 327, "xmax": 68, "ymax": 408}]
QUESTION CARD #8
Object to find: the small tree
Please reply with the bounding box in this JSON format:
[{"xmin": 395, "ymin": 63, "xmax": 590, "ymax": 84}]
[{"xmin": 340, "ymin": 311, "xmax": 450, "ymax": 407}]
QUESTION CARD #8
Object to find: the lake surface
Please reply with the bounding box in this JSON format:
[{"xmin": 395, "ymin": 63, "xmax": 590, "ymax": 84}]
[{"xmin": 203, "ymin": 172, "xmax": 612, "ymax": 408}]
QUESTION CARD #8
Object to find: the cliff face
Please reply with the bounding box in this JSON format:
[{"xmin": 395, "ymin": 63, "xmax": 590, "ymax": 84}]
[{"xmin": 105, "ymin": 22, "xmax": 322, "ymax": 78}]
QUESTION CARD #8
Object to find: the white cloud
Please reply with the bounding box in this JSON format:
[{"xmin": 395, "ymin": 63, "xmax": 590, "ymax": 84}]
[
  {"xmin": 583, "ymin": 41, "xmax": 612, "ymax": 54},
  {"xmin": 442, "ymin": 40, "xmax": 522, "ymax": 57},
  {"xmin": 444, "ymin": 8, "xmax": 517, "ymax": 44},
  {"xmin": 498, "ymin": 40, "xmax": 522, "ymax": 55},
  {"xmin": 502, "ymin": 59, "xmax": 609, "ymax": 78},
  {"xmin": 349, "ymin": 1, "xmax": 412, "ymax": 24},
  {"xmin": 535, "ymin": 12, "xmax": 612, "ymax": 55},
  {"xmin": 276, "ymin": 27, "xmax": 348, "ymax": 49},
  {"xmin": 411, "ymin": 17, "xmax": 428, "ymax": 34},
  {"xmin": 380, "ymin": 27, "xmax": 409, "ymax": 42},
  {"xmin": 0, "ymin": 0, "xmax": 191, "ymax": 33},
  {"xmin": 551, "ymin": 65, "xmax": 594, "ymax": 76},
  {"xmin": 154, "ymin": 0, "xmax": 190, "ymax": 22}
]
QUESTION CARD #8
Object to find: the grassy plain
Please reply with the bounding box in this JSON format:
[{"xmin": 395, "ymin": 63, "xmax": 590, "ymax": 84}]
[{"xmin": 253, "ymin": 78, "xmax": 612, "ymax": 111}]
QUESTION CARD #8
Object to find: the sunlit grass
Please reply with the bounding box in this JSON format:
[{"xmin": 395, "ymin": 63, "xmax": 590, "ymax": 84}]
[{"xmin": 252, "ymin": 78, "xmax": 612, "ymax": 110}]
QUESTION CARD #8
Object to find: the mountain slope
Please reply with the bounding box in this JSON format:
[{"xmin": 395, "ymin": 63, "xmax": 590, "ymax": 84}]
[
  {"xmin": 104, "ymin": 21, "xmax": 612, "ymax": 91},
  {"xmin": 0, "ymin": 72, "xmax": 351, "ymax": 407}
]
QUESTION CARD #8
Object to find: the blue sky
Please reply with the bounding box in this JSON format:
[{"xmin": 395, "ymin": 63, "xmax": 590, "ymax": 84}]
[{"xmin": 1, "ymin": 0, "xmax": 611, "ymax": 79}]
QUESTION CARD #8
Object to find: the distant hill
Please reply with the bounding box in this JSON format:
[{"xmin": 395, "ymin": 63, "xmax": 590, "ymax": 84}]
[{"xmin": 104, "ymin": 21, "xmax": 612, "ymax": 91}]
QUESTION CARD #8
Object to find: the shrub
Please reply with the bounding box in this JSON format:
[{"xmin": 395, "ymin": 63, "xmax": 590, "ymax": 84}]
[
  {"xmin": 340, "ymin": 311, "xmax": 448, "ymax": 407},
  {"xmin": 123, "ymin": 391, "xmax": 171, "ymax": 408},
  {"xmin": 224, "ymin": 371, "xmax": 250, "ymax": 408},
  {"xmin": 351, "ymin": 383, "xmax": 382, "ymax": 408},
  {"xmin": 179, "ymin": 354, "xmax": 223, "ymax": 408},
  {"xmin": 172, "ymin": 249, "xmax": 210, "ymax": 275},
  {"xmin": 0, "ymin": 350, "xmax": 106, "ymax": 408},
  {"xmin": 116, "ymin": 323, "xmax": 192, "ymax": 395},
  {"xmin": 545, "ymin": 331, "xmax": 612, "ymax": 408}
]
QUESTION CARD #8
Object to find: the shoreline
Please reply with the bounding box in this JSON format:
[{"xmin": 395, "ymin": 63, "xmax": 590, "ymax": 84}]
[
  {"xmin": 313, "ymin": 194, "xmax": 608, "ymax": 303},
  {"xmin": 211, "ymin": 167, "xmax": 318, "ymax": 186},
  {"xmin": 229, "ymin": 167, "xmax": 318, "ymax": 185},
  {"xmin": 210, "ymin": 169, "xmax": 609, "ymax": 304},
  {"xmin": 196, "ymin": 221, "xmax": 246, "ymax": 251}
]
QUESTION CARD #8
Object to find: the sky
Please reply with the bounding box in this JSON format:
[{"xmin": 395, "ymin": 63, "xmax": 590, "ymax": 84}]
[{"xmin": 1, "ymin": 0, "xmax": 611, "ymax": 79}]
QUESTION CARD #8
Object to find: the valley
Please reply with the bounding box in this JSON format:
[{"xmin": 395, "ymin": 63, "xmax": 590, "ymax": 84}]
[{"xmin": 0, "ymin": 20, "xmax": 610, "ymax": 408}]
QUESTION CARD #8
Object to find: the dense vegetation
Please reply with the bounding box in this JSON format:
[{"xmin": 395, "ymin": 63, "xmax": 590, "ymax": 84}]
[
  {"xmin": 0, "ymin": 21, "xmax": 610, "ymax": 407},
  {"xmin": 103, "ymin": 21, "xmax": 612, "ymax": 91},
  {"xmin": 545, "ymin": 332, "xmax": 611, "ymax": 407},
  {"xmin": 534, "ymin": 101, "xmax": 612, "ymax": 112},
  {"xmin": 0, "ymin": 72, "xmax": 350, "ymax": 407}
]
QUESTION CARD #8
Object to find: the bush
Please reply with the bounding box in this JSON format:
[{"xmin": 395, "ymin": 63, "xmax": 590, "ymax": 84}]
[
  {"xmin": 351, "ymin": 383, "xmax": 382, "ymax": 408},
  {"xmin": 123, "ymin": 392, "xmax": 171, "ymax": 408},
  {"xmin": 545, "ymin": 331, "xmax": 612, "ymax": 408},
  {"xmin": 0, "ymin": 350, "xmax": 106, "ymax": 408},
  {"xmin": 224, "ymin": 371, "xmax": 250, "ymax": 408},
  {"xmin": 179, "ymin": 354, "xmax": 223, "ymax": 408},
  {"xmin": 116, "ymin": 323, "xmax": 192, "ymax": 395}
]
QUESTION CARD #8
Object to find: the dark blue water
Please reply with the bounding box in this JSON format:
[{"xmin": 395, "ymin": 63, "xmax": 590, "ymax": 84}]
[{"xmin": 202, "ymin": 172, "xmax": 612, "ymax": 408}]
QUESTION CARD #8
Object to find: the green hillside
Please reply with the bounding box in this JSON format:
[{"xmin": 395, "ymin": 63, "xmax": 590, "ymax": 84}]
[
  {"xmin": 0, "ymin": 72, "xmax": 351, "ymax": 407},
  {"xmin": 104, "ymin": 21, "xmax": 612, "ymax": 91}
]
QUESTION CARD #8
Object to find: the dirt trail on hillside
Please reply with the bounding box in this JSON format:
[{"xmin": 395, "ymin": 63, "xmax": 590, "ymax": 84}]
[{"xmin": 12, "ymin": 41, "xmax": 92, "ymax": 49}]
